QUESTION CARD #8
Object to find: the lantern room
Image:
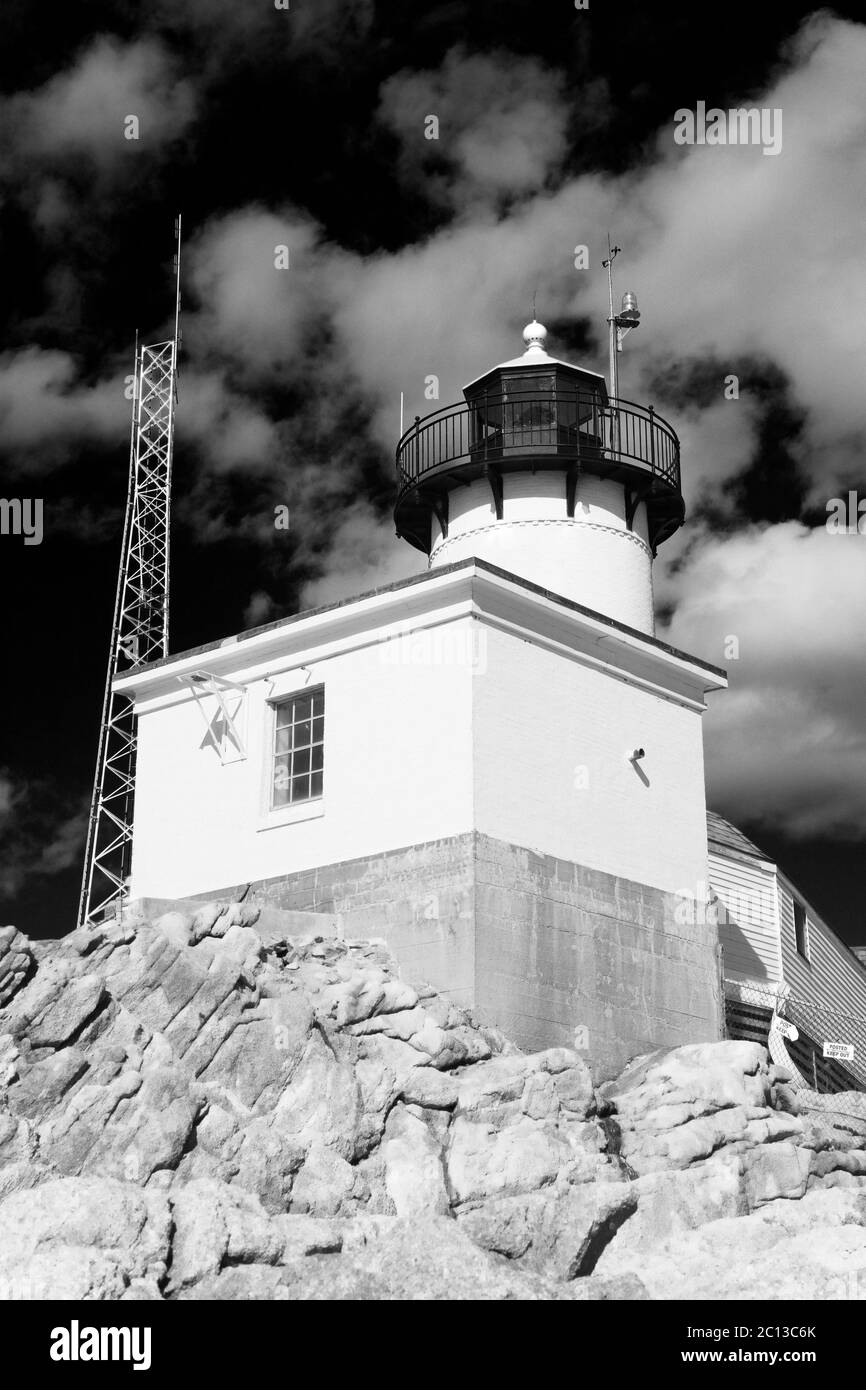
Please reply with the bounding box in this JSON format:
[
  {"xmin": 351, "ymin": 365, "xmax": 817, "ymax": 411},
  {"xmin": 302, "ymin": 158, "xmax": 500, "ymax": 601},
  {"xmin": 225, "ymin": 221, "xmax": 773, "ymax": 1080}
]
[{"xmin": 394, "ymin": 321, "xmax": 686, "ymax": 634}]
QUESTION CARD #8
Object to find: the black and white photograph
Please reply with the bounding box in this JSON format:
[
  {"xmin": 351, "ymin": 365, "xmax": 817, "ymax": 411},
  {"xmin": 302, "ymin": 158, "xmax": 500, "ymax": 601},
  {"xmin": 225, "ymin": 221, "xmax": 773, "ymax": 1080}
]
[{"xmin": 1, "ymin": 0, "xmax": 865, "ymax": 1339}]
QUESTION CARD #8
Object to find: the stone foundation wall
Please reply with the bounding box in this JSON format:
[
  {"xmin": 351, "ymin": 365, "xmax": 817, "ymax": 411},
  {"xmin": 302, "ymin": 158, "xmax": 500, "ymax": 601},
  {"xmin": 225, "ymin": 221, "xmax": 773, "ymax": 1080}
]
[
  {"xmin": 473, "ymin": 834, "xmax": 724, "ymax": 1081},
  {"xmin": 191, "ymin": 834, "xmax": 477, "ymax": 1009},
  {"xmin": 194, "ymin": 830, "xmax": 724, "ymax": 1080}
]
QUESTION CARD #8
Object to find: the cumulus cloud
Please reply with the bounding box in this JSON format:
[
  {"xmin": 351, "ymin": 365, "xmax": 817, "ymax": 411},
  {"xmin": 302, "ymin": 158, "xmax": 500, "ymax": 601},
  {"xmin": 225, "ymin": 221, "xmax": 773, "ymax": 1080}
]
[
  {"xmin": 184, "ymin": 209, "xmax": 334, "ymax": 380},
  {"xmin": 1, "ymin": 36, "xmax": 196, "ymax": 174},
  {"xmin": 177, "ymin": 367, "xmax": 282, "ymax": 474},
  {"xmin": 157, "ymin": 16, "xmax": 865, "ymax": 660},
  {"xmin": 7, "ymin": 19, "xmax": 864, "ymax": 555},
  {"xmin": 377, "ymin": 46, "xmax": 577, "ymax": 209},
  {"xmin": 298, "ymin": 503, "xmax": 422, "ymax": 609},
  {"xmin": 0, "ymin": 348, "xmax": 127, "ymax": 463},
  {"xmin": 320, "ymin": 14, "xmax": 866, "ymax": 510},
  {"xmin": 658, "ymin": 523, "xmax": 866, "ymax": 839}
]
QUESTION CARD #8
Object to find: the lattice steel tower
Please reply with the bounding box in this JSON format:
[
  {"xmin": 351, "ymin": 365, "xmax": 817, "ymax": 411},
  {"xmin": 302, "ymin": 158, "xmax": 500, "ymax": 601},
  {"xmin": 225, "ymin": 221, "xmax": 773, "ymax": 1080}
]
[{"xmin": 77, "ymin": 218, "xmax": 182, "ymax": 928}]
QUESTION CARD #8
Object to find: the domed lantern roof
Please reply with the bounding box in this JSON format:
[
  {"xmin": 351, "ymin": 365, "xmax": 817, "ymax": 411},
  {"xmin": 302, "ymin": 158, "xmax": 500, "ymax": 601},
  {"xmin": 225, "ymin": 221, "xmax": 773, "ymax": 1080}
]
[{"xmin": 462, "ymin": 321, "xmax": 609, "ymax": 402}]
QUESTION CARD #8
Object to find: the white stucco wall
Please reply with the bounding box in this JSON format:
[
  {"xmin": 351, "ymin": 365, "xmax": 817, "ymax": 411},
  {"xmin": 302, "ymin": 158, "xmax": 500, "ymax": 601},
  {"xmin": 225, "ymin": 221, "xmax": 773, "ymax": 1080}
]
[
  {"xmin": 471, "ymin": 621, "xmax": 711, "ymax": 895},
  {"xmin": 122, "ymin": 565, "xmax": 723, "ymax": 904},
  {"xmin": 129, "ymin": 619, "xmax": 476, "ymax": 900}
]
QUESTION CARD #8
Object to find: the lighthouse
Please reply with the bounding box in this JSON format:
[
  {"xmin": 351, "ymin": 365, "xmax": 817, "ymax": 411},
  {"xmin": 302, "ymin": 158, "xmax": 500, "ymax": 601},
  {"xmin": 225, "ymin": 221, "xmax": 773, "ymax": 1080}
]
[
  {"xmin": 395, "ymin": 319, "xmax": 684, "ymax": 634},
  {"xmin": 116, "ymin": 301, "xmax": 727, "ymax": 1080}
]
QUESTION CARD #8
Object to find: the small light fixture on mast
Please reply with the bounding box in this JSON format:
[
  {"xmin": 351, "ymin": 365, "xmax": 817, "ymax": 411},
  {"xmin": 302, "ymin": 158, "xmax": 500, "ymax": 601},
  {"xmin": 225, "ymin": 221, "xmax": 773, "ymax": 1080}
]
[
  {"xmin": 602, "ymin": 239, "xmax": 641, "ymax": 461},
  {"xmin": 602, "ymin": 238, "xmax": 641, "ymax": 402}
]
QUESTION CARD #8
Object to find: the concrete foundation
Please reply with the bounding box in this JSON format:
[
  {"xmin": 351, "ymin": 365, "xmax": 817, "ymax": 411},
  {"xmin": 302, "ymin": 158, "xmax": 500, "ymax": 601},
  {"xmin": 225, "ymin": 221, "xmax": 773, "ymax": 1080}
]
[{"xmin": 190, "ymin": 831, "xmax": 724, "ymax": 1081}]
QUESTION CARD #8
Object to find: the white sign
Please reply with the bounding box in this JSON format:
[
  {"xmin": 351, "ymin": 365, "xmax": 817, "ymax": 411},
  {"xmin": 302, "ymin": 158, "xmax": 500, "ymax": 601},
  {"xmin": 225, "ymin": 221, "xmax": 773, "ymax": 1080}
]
[{"xmin": 823, "ymin": 1041, "xmax": 855, "ymax": 1062}]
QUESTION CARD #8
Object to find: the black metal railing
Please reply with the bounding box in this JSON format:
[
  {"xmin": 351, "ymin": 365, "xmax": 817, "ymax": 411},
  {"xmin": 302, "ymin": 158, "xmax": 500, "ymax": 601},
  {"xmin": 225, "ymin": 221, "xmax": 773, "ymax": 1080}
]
[{"xmin": 395, "ymin": 391, "xmax": 680, "ymax": 500}]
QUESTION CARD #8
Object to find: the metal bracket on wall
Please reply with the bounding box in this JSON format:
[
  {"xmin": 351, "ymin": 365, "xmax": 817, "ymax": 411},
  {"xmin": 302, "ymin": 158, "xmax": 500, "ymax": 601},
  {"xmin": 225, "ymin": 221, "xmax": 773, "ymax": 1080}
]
[
  {"xmin": 566, "ymin": 463, "xmax": 581, "ymax": 518},
  {"xmin": 485, "ymin": 464, "xmax": 504, "ymax": 519},
  {"xmin": 624, "ymin": 488, "xmax": 643, "ymax": 532},
  {"xmin": 430, "ymin": 493, "xmax": 449, "ymax": 540},
  {"xmin": 180, "ymin": 671, "xmax": 247, "ymax": 762}
]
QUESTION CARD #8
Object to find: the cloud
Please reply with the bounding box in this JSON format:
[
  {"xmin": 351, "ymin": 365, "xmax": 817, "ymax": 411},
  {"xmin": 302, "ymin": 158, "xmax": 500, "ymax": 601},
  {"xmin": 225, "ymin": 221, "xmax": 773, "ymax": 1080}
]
[
  {"xmin": 336, "ymin": 16, "xmax": 866, "ymax": 506},
  {"xmin": 0, "ymin": 774, "xmax": 18, "ymax": 819},
  {"xmin": 36, "ymin": 808, "xmax": 89, "ymax": 879},
  {"xmin": 165, "ymin": 16, "xmax": 866, "ymax": 637},
  {"xmin": 0, "ymin": 36, "xmax": 196, "ymax": 175},
  {"xmin": 177, "ymin": 367, "xmax": 283, "ymax": 474},
  {"xmin": 615, "ymin": 14, "xmax": 866, "ymax": 489},
  {"xmin": 0, "ymin": 348, "xmax": 127, "ymax": 463},
  {"xmin": 185, "ymin": 209, "xmax": 332, "ymax": 379},
  {"xmin": 243, "ymin": 591, "xmax": 279, "ymax": 628},
  {"xmin": 658, "ymin": 523, "xmax": 866, "ymax": 839},
  {"xmin": 0, "ymin": 771, "xmax": 88, "ymax": 902},
  {"xmin": 298, "ymin": 503, "xmax": 422, "ymax": 609},
  {"xmin": 146, "ymin": 0, "xmax": 375, "ymax": 68},
  {"xmin": 377, "ymin": 46, "xmax": 575, "ymax": 209}
]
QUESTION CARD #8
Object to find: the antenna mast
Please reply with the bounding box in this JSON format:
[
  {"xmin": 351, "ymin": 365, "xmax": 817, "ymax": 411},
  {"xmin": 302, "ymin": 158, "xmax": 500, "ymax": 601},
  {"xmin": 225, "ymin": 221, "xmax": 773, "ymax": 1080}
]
[
  {"xmin": 602, "ymin": 236, "xmax": 622, "ymax": 400},
  {"xmin": 601, "ymin": 237, "xmax": 640, "ymax": 458},
  {"xmin": 77, "ymin": 216, "xmax": 182, "ymax": 929}
]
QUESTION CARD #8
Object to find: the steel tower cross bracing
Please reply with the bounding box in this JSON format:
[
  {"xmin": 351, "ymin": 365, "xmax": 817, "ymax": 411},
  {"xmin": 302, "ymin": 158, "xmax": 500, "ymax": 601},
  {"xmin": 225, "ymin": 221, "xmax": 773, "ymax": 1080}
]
[{"xmin": 77, "ymin": 219, "xmax": 182, "ymax": 929}]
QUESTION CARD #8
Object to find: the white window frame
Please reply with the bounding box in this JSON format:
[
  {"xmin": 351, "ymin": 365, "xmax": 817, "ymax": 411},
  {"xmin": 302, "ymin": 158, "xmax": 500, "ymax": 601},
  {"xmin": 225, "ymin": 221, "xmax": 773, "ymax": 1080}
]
[{"xmin": 258, "ymin": 684, "xmax": 325, "ymax": 831}]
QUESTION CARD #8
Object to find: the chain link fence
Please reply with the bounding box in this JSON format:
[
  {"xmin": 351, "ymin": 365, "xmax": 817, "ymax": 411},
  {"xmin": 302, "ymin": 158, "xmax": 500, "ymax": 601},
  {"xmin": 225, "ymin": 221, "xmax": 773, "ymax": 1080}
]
[{"xmin": 725, "ymin": 977, "xmax": 866, "ymax": 1133}]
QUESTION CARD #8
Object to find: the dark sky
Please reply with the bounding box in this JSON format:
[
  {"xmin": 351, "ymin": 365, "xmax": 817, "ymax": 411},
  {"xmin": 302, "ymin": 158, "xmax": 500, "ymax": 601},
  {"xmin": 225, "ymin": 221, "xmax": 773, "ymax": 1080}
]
[{"xmin": 1, "ymin": 0, "xmax": 865, "ymax": 944}]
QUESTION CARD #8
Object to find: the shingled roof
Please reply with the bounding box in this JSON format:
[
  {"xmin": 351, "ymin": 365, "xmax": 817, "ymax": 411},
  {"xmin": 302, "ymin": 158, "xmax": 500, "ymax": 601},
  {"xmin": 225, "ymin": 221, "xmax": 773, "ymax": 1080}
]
[{"xmin": 706, "ymin": 811, "xmax": 768, "ymax": 861}]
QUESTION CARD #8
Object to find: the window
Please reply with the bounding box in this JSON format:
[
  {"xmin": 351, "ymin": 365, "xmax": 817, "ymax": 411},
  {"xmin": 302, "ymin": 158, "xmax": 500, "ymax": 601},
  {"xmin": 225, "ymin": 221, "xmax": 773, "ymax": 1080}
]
[
  {"xmin": 501, "ymin": 372, "xmax": 556, "ymax": 432},
  {"xmin": 793, "ymin": 900, "xmax": 809, "ymax": 960},
  {"xmin": 271, "ymin": 687, "xmax": 324, "ymax": 809}
]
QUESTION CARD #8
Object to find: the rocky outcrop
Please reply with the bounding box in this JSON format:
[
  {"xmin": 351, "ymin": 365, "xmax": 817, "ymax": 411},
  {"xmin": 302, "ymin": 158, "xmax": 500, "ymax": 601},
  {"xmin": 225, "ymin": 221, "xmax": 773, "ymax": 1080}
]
[
  {"xmin": 1, "ymin": 902, "xmax": 864, "ymax": 1300},
  {"xmin": 0, "ymin": 927, "xmax": 33, "ymax": 1009}
]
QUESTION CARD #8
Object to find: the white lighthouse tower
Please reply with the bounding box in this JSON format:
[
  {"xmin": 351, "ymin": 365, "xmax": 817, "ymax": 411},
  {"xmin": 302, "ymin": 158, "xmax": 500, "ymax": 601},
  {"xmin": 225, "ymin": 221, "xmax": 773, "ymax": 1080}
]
[
  {"xmin": 395, "ymin": 318, "xmax": 684, "ymax": 634},
  {"xmin": 117, "ymin": 291, "xmax": 726, "ymax": 1080}
]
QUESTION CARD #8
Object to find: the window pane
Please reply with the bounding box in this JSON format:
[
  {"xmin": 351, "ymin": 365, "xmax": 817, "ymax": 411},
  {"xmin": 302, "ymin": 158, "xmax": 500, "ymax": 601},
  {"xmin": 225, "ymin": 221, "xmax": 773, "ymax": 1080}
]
[
  {"xmin": 502, "ymin": 372, "xmax": 554, "ymax": 398},
  {"xmin": 272, "ymin": 755, "xmax": 290, "ymax": 807},
  {"xmin": 273, "ymin": 755, "xmax": 290, "ymax": 788},
  {"xmin": 271, "ymin": 688, "xmax": 324, "ymax": 811},
  {"xmin": 293, "ymin": 694, "xmax": 313, "ymax": 722},
  {"xmin": 793, "ymin": 901, "xmax": 808, "ymax": 957}
]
